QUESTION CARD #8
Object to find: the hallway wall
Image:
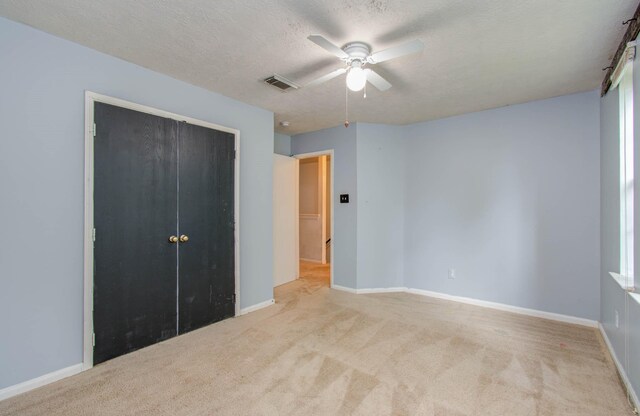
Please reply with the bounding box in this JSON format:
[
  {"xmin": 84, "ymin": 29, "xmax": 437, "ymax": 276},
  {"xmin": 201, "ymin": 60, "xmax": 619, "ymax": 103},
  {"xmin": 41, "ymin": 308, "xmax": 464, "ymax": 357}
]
[{"xmin": 291, "ymin": 126, "xmax": 357, "ymax": 289}]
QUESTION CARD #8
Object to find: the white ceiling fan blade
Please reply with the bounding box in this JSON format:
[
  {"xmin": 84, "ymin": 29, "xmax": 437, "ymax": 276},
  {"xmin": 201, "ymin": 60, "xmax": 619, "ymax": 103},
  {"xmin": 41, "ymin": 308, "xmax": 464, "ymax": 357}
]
[
  {"xmin": 305, "ymin": 68, "xmax": 347, "ymax": 88},
  {"xmin": 308, "ymin": 35, "xmax": 349, "ymax": 59},
  {"xmin": 365, "ymin": 69, "xmax": 392, "ymax": 91},
  {"xmin": 368, "ymin": 39, "xmax": 424, "ymax": 64}
]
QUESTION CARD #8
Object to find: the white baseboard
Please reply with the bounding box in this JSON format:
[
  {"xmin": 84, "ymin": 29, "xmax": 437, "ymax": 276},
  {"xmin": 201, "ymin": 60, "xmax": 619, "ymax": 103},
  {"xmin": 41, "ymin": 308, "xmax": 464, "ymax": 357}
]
[
  {"xmin": 300, "ymin": 258, "xmax": 322, "ymax": 263},
  {"xmin": 274, "ymin": 276, "xmax": 298, "ymax": 288},
  {"xmin": 356, "ymin": 287, "xmax": 407, "ymax": 294},
  {"xmin": 598, "ymin": 323, "xmax": 640, "ymax": 411},
  {"xmin": 239, "ymin": 298, "xmax": 275, "ymax": 315},
  {"xmin": 330, "ymin": 285, "xmax": 597, "ymax": 328},
  {"xmin": 0, "ymin": 363, "xmax": 83, "ymax": 402},
  {"xmin": 405, "ymin": 288, "xmax": 598, "ymax": 328},
  {"xmin": 331, "ymin": 284, "xmax": 357, "ymax": 294}
]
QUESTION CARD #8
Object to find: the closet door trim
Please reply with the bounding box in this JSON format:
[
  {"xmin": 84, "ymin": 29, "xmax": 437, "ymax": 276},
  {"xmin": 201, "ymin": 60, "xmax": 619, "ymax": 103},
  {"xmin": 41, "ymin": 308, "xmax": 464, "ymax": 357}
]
[{"xmin": 83, "ymin": 91, "xmax": 240, "ymax": 370}]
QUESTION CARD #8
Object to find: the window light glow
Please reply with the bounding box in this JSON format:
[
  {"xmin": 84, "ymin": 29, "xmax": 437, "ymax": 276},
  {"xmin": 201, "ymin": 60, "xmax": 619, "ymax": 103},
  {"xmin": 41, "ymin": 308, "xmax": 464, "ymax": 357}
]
[{"xmin": 619, "ymin": 66, "xmax": 634, "ymax": 288}]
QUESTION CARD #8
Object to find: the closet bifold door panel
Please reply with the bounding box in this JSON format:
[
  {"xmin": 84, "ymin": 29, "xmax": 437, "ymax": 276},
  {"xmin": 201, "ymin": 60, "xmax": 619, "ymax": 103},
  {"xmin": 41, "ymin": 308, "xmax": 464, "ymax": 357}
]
[
  {"xmin": 93, "ymin": 103, "xmax": 178, "ymax": 365},
  {"xmin": 178, "ymin": 123, "xmax": 236, "ymax": 333}
]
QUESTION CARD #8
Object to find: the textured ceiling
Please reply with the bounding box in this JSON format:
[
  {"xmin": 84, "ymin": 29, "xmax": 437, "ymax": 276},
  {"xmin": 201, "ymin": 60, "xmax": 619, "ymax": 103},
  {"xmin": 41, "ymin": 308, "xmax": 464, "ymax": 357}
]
[{"xmin": 0, "ymin": 0, "xmax": 636, "ymax": 135}]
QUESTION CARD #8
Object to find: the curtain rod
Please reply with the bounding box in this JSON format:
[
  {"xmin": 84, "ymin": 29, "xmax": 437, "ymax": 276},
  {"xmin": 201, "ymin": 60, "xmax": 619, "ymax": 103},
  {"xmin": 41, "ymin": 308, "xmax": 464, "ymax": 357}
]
[{"xmin": 601, "ymin": 2, "xmax": 640, "ymax": 96}]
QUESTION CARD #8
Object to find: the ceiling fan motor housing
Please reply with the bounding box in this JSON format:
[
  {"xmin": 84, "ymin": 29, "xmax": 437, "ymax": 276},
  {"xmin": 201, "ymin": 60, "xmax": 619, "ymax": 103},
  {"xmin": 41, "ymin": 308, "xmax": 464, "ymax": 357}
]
[{"xmin": 342, "ymin": 42, "xmax": 370, "ymax": 62}]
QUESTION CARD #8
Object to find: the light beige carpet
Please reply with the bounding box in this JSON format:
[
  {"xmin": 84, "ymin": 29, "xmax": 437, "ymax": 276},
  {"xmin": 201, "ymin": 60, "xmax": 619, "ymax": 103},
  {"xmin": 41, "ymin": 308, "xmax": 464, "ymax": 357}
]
[{"xmin": 0, "ymin": 264, "xmax": 632, "ymax": 415}]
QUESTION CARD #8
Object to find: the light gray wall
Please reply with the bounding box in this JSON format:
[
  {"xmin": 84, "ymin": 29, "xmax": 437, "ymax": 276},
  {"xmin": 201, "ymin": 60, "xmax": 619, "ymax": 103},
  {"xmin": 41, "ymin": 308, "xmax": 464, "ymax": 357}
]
[
  {"xmin": 403, "ymin": 91, "xmax": 601, "ymax": 320},
  {"xmin": 291, "ymin": 125, "xmax": 357, "ymax": 289},
  {"xmin": 299, "ymin": 158, "xmax": 320, "ymax": 215},
  {"xmin": 600, "ymin": 69, "xmax": 640, "ymax": 397},
  {"xmin": 0, "ymin": 17, "xmax": 274, "ymax": 389},
  {"xmin": 629, "ymin": 299, "xmax": 640, "ymax": 401},
  {"xmin": 274, "ymin": 132, "xmax": 291, "ymax": 156},
  {"xmin": 298, "ymin": 158, "xmax": 322, "ymax": 262},
  {"xmin": 356, "ymin": 124, "xmax": 405, "ymax": 289}
]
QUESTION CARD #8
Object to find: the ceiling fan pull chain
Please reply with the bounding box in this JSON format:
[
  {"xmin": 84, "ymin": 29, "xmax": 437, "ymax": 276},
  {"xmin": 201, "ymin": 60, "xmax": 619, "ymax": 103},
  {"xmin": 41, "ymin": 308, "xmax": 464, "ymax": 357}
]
[{"xmin": 344, "ymin": 82, "xmax": 350, "ymax": 128}]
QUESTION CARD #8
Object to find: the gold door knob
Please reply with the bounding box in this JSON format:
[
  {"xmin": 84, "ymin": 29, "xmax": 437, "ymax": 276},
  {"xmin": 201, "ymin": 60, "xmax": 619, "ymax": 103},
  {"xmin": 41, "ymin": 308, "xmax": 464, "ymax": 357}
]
[
  {"xmin": 179, "ymin": 234, "xmax": 189, "ymax": 243},
  {"xmin": 168, "ymin": 235, "xmax": 178, "ymax": 243}
]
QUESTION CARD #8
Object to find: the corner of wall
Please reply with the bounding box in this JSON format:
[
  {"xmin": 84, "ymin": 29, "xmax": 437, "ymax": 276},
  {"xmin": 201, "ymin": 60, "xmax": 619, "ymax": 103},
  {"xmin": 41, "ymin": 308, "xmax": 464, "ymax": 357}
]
[{"xmin": 354, "ymin": 123, "xmax": 407, "ymax": 290}]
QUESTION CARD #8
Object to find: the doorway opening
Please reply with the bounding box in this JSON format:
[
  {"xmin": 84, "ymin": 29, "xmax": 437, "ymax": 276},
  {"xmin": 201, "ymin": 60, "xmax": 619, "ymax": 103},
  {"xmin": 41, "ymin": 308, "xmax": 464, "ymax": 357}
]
[
  {"xmin": 298, "ymin": 154, "xmax": 332, "ymax": 288},
  {"xmin": 272, "ymin": 150, "xmax": 334, "ymax": 294}
]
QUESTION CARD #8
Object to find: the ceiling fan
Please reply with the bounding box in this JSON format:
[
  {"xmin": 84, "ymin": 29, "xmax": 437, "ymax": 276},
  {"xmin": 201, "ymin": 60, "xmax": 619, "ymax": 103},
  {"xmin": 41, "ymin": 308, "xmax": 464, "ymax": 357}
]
[{"xmin": 305, "ymin": 35, "xmax": 424, "ymax": 92}]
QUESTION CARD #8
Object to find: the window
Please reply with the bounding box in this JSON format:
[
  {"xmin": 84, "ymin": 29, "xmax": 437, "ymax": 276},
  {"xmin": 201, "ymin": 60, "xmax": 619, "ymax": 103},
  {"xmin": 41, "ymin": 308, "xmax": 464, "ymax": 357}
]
[{"xmin": 618, "ymin": 53, "xmax": 635, "ymax": 290}]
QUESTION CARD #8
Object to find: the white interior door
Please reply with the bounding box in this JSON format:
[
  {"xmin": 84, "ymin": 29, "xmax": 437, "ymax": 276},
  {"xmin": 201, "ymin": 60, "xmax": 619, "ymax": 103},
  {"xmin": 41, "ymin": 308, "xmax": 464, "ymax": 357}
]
[{"xmin": 273, "ymin": 154, "xmax": 299, "ymax": 287}]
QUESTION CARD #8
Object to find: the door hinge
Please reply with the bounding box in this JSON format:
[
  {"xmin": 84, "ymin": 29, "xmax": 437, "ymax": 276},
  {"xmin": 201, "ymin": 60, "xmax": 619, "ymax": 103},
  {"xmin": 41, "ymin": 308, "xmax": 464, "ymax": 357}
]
[
  {"xmin": 232, "ymin": 293, "xmax": 236, "ymax": 304},
  {"xmin": 92, "ymin": 228, "xmax": 96, "ymax": 242},
  {"xmin": 92, "ymin": 123, "xmax": 96, "ymax": 137},
  {"xmin": 233, "ymin": 149, "xmax": 237, "ymax": 159},
  {"xmin": 92, "ymin": 333, "xmax": 95, "ymax": 347}
]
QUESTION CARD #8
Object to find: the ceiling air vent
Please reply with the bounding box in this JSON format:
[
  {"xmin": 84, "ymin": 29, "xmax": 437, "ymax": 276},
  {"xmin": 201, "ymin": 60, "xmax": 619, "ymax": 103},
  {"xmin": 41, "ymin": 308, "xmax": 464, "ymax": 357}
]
[{"xmin": 264, "ymin": 74, "xmax": 299, "ymax": 92}]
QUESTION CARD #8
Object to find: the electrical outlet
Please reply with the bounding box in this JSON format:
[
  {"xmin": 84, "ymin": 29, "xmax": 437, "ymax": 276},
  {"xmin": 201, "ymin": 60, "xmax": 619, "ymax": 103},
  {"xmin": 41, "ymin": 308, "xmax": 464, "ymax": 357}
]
[
  {"xmin": 615, "ymin": 310, "xmax": 619, "ymax": 328},
  {"xmin": 448, "ymin": 268, "xmax": 455, "ymax": 279}
]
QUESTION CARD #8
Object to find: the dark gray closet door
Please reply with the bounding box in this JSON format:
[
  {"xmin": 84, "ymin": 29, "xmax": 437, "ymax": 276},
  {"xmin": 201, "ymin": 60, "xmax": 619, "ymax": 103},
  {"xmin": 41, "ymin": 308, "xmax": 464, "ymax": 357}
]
[
  {"xmin": 93, "ymin": 102, "xmax": 178, "ymax": 364},
  {"xmin": 178, "ymin": 122, "xmax": 235, "ymax": 333}
]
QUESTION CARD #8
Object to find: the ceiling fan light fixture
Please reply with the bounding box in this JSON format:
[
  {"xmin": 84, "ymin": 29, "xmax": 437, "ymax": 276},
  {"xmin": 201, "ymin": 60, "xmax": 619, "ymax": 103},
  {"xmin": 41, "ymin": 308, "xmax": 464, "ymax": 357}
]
[
  {"xmin": 305, "ymin": 35, "xmax": 423, "ymax": 93},
  {"xmin": 346, "ymin": 66, "xmax": 367, "ymax": 91}
]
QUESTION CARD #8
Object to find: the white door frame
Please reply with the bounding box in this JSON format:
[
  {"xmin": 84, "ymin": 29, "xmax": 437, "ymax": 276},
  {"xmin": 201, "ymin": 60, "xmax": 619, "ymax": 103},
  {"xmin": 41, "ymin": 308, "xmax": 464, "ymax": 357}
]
[
  {"xmin": 294, "ymin": 150, "xmax": 334, "ymax": 288},
  {"xmin": 83, "ymin": 91, "xmax": 241, "ymax": 370},
  {"xmin": 319, "ymin": 155, "xmax": 327, "ymax": 264}
]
